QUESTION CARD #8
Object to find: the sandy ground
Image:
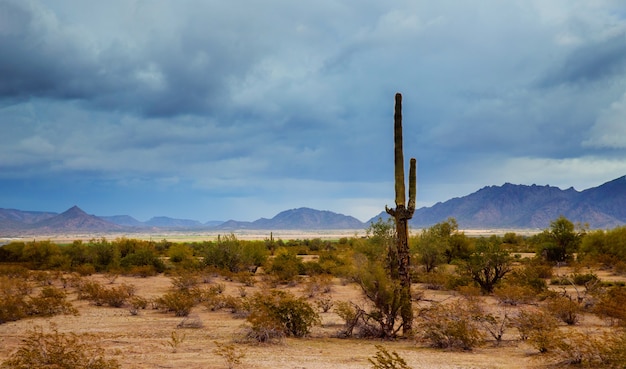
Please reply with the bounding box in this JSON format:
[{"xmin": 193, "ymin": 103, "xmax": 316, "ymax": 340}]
[{"xmin": 0, "ymin": 272, "xmax": 560, "ymax": 369}]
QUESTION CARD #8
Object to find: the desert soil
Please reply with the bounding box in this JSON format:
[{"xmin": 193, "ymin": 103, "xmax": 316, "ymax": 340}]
[{"xmin": 0, "ymin": 271, "xmax": 566, "ymax": 369}]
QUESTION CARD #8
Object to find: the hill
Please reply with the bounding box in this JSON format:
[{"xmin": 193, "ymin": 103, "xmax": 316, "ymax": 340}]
[
  {"xmin": 218, "ymin": 207, "xmax": 365, "ymax": 230},
  {"xmin": 28, "ymin": 206, "xmax": 127, "ymax": 233}
]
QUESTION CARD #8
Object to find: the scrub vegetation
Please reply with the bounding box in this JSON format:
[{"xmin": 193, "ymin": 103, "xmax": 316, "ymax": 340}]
[{"xmin": 1, "ymin": 216, "xmax": 626, "ymax": 368}]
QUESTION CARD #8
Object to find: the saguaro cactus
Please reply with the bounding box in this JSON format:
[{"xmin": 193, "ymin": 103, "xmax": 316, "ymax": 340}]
[{"xmin": 385, "ymin": 92, "xmax": 416, "ymax": 335}]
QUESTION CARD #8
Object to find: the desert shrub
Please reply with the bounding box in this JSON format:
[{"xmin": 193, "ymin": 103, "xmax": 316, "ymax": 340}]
[
  {"xmin": 0, "ymin": 276, "xmax": 29, "ymax": 324},
  {"xmin": 76, "ymin": 280, "xmax": 134, "ymax": 308},
  {"xmin": 234, "ymin": 271, "xmax": 256, "ymax": 287},
  {"xmin": 572, "ymin": 272, "xmax": 599, "ymax": 286},
  {"xmin": 128, "ymin": 265, "xmax": 158, "ymax": 277},
  {"xmin": 546, "ymin": 329, "xmax": 626, "ymax": 367},
  {"xmin": 170, "ymin": 272, "xmax": 200, "ymax": 291},
  {"xmin": 27, "ymin": 286, "xmax": 78, "ymax": 317},
  {"xmin": 156, "ymin": 291, "xmax": 196, "ymax": 317},
  {"xmin": 505, "ymin": 259, "xmax": 551, "ymax": 295},
  {"xmin": 213, "ymin": 341, "xmax": 246, "ymax": 369},
  {"xmin": 418, "ymin": 301, "xmax": 484, "ymax": 350},
  {"xmin": 315, "ymin": 296, "xmax": 334, "ymax": 313},
  {"xmin": 0, "ymin": 265, "xmax": 30, "ymax": 278},
  {"xmin": 493, "ymin": 284, "xmax": 538, "ymax": 305},
  {"xmin": 545, "ymin": 295, "xmax": 581, "ymax": 325},
  {"xmin": 205, "ymin": 294, "xmax": 246, "ymax": 315},
  {"xmin": 1, "ymin": 325, "xmax": 120, "ymax": 369},
  {"xmin": 164, "ymin": 331, "xmax": 185, "ymax": 353},
  {"xmin": 128, "ymin": 296, "xmax": 148, "ymax": 315},
  {"xmin": 592, "ymin": 286, "xmax": 626, "ymax": 325},
  {"xmin": 368, "ymin": 345, "xmax": 412, "ymax": 369},
  {"xmin": 334, "ymin": 300, "xmax": 365, "ymax": 338},
  {"xmin": 245, "ymin": 290, "xmax": 320, "ymax": 342},
  {"xmin": 511, "ymin": 308, "xmax": 559, "ymax": 353},
  {"xmin": 268, "ymin": 250, "xmax": 304, "ymax": 283},
  {"xmin": 74, "ymin": 264, "xmax": 96, "ymax": 276},
  {"xmin": 474, "ymin": 305, "xmax": 511, "ymax": 344},
  {"xmin": 302, "ymin": 274, "xmax": 333, "ymax": 298}
]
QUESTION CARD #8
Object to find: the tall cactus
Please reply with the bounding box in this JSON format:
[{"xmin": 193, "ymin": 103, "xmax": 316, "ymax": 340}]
[{"xmin": 385, "ymin": 92, "xmax": 416, "ymax": 335}]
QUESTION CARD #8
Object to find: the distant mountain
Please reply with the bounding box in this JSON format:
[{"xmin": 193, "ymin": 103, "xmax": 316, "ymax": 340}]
[
  {"xmin": 0, "ymin": 208, "xmax": 57, "ymax": 231},
  {"xmin": 100, "ymin": 215, "xmax": 145, "ymax": 227},
  {"xmin": 144, "ymin": 216, "xmax": 204, "ymax": 228},
  {"xmin": 29, "ymin": 206, "xmax": 127, "ymax": 233},
  {"xmin": 369, "ymin": 176, "xmax": 626, "ymax": 229},
  {"xmin": 218, "ymin": 207, "xmax": 365, "ymax": 230}
]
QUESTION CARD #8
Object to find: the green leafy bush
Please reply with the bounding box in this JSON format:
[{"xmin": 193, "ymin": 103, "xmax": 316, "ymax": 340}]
[{"xmin": 245, "ymin": 290, "xmax": 319, "ymax": 342}]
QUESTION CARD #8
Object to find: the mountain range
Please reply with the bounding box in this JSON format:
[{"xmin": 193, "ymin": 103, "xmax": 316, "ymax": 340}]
[{"xmin": 2, "ymin": 176, "xmax": 626, "ymax": 235}]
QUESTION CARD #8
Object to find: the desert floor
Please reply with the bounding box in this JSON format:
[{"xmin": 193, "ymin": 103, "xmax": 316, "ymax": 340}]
[{"xmin": 2, "ymin": 269, "xmax": 600, "ymax": 369}]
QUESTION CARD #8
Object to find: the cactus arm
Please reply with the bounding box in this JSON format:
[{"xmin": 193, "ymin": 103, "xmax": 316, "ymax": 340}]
[{"xmin": 408, "ymin": 158, "xmax": 416, "ymax": 215}]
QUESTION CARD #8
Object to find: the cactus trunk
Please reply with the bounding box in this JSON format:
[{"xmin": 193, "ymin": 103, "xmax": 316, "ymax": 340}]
[{"xmin": 385, "ymin": 93, "xmax": 416, "ymax": 336}]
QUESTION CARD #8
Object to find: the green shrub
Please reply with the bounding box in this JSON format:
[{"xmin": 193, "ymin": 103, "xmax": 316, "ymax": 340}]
[
  {"xmin": 246, "ymin": 290, "xmax": 320, "ymax": 342},
  {"xmin": 156, "ymin": 291, "xmax": 196, "ymax": 316},
  {"xmin": 1, "ymin": 325, "xmax": 120, "ymax": 369}
]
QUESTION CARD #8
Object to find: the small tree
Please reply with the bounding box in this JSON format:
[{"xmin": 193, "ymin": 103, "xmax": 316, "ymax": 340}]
[
  {"xmin": 463, "ymin": 236, "xmax": 512, "ymax": 294},
  {"xmin": 540, "ymin": 216, "xmax": 583, "ymax": 263}
]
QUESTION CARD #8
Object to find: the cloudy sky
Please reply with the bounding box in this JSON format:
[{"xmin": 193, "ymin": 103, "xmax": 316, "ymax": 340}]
[{"xmin": 2, "ymin": 1, "xmax": 626, "ymax": 223}]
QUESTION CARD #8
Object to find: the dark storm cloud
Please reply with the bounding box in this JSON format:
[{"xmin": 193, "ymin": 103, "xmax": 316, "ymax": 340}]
[
  {"xmin": 2, "ymin": 1, "xmax": 626, "ymax": 222},
  {"xmin": 539, "ymin": 33, "xmax": 626, "ymax": 88}
]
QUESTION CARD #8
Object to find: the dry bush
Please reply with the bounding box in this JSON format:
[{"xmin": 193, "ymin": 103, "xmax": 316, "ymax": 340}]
[
  {"xmin": 592, "ymin": 286, "xmax": 626, "ymax": 326},
  {"xmin": 128, "ymin": 265, "xmax": 157, "ymax": 277},
  {"xmin": 27, "ymin": 286, "xmax": 78, "ymax": 317},
  {"xmin": 545, "ymin": 295, "xmax": 581, "ymax": 325},
  {"xmin": 333, "ymin": 300, "xmax": 365, "ymax": 338},
  {"xmin": 0, "ymin": 265, "xmax": 30, "ymax": 279},
  {"xmin": 155, "ymin": 291, "xmax": 196, "ymax": 317},
  {"xmin": 315, "ymin": 296, "xmax": 334, "ymax": 313},
  {"xmin": 128, "ymin": 296, "xmax": 148, "ymax": 315},
  {"xmin": 368, "ymin": 344, "xmax": 412, "ymax": 369},
  {"xmin": 76, "ymin": 280, "xmax": 135, "ymax": 308},
  {"xmin": 418, "ymin": 300, "xmax": 484, "ymax": 350},
  {"xmin": 494, "ymin": 284, "xmax": 538, "ymax": 305},
  {"xmin": 1, "ymin": 325, "xmax": 120, "ymax": 369},
  {"xmin": 302, "ymin": 274, "xmax": 333, "ymax": 298},
  {"xmin": 170, "ymin": 272, "xmax": 200, "ymax": 291},
  {"xmin": 511, "ymin": 308, "xmax": 559, "ymax": 353},
  {"xmin": 0, "ymin": 276, "xmax": 29, "ymax": 324},
  {"xmin": 213, "ymin": 341, "xmax": 246, "ymax": 369},
  {"xmin": 544, "ymin": 329, "xmax": 626, "ymax": 367}
]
